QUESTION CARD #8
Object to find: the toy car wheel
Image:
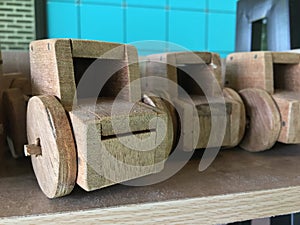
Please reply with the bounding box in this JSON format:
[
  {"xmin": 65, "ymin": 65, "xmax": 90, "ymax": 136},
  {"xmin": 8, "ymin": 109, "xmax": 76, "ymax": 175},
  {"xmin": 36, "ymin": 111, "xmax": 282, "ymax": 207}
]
[
  {"xmin": 25, "ymin": 95, "xmax": 77, "ymax": 198},
  {"xmin": 238, "ymin": 88, "xmax": 281, "ymax": 152},
  {"xmin": 223, "ymin": 87, "xmax": 246, "ymax": 148}
]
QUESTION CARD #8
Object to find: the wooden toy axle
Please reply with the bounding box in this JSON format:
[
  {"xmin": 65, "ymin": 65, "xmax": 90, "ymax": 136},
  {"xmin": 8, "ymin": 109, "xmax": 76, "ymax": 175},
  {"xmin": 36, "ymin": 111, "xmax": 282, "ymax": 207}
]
[{"xmin": 24, "ymin": 138, "xmax": 41, "ymax": 157}]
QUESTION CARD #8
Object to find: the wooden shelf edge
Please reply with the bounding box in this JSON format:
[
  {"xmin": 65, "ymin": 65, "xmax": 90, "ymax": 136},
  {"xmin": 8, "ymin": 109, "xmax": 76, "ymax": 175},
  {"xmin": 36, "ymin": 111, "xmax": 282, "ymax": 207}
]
[{"xmin": 2, "ymin": 185, "xmax": 300, "ymax": 224}]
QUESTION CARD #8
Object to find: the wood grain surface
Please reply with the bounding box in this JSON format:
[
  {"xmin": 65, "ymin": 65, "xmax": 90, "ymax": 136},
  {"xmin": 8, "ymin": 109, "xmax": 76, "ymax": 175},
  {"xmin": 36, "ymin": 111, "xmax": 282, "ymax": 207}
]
[
  {"xmin": 223, "ymin": 87, "xmax": 246, "ymax": 147},
  {"xmin": 69, "ymin": 98, "xmax": 172, "ymax": 191},
  {"xmin": 239, "ymin": 88, "xmax": 281, "ymax": 152},
  {"xmin": 1, "ymin": 145, "xmax": 300, "ymax": 224},
  {"xmin": 273, "ymin": 91, "xmax": 300, "ymax": 143},
  {"xmin": 26, "ymin": 95, "xmax": 77, "ymax": 198}
]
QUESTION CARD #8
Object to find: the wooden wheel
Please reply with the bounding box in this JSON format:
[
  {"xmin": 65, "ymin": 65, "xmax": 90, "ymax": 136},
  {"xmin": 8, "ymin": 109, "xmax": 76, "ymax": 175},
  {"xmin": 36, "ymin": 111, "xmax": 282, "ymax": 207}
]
[
  {"xmin": 25, "ymin": 95, "xmax": 77, "ymax": 198},
  {"xmin": 2, "ymin": 88, "xmax": 27, "ymax": 158},
  {"xmin": 223, "ymin": 87, "xmax": 246, "ymax": 147},
  {"xmin": 143, "ymin": 95, "xmax": 176, "ymax": 156},
  {"xmin": 238, "ymin": 88, "xmax": 281, "ymax": 152}
]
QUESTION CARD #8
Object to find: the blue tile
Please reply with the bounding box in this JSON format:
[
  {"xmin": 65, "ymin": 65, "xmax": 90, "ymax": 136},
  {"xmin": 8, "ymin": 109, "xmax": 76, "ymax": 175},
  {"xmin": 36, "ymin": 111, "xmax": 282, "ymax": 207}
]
[
  {"xmin": 126, "ymin": 7, "xmax": 166, "ymax": 43},
  {"xmin": 126, "ymin": 0, "xmax": 166, "ymax": 8},
  {"xmin": 169, "ymin": 0, "xmax": 206, "ymax": 10},
  {"xmin": 208, "ymin": 13, "xmax": 236, "ymax": 51},
  {"xmin": 169, "ymin": 10, "xmax": 206, "ymax": 51},
  {"xmin": 47, "ymin": 0, "xmax": 76, "ymax": 2},
  {"xmin": 208, "ymin": 0, "xmax": 237, "ymax": 11},
  {"xmin": 47, "ymin": 2, "xmax": 79, "ymax": 38},
  {"xmin": 81, "ymin": 0, "xmax": 123, "ymax": 5},
  {"xmin": 137, "ymin": 49, "xmax": 166, "ymax": 56},
  {"xmin": 80, "ymin": 4, "xmax": 124, "ymax": 43}
]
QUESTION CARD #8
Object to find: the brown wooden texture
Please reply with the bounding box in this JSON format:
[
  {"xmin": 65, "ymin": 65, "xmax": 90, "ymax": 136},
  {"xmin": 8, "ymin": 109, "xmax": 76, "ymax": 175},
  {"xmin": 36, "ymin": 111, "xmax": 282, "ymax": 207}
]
[
  {"xmin": 26, "ymin": 95, "xmax": 77, "ymax": 198},
  {"xmin": 30, "ymin": 39, "xmax": 141, "ymax": 111},
  {"xmin": 273, "ymin": 91, "xmax": 300, "ymax": 143},
  {"xmin": 69, "ymin": 98, "xmax": 172, "ymax": 191},
  {"xmin": 174, "ymin": 95, "xmax": 243, "ymax": 149},
  {"xmin": 225, "ymin": 52, "xmax": 274, "ymax": 94},
  {"xmin": 145, "ymin": 52, "xmax": 222, "ymax": 97},
  {"xmin": 2, "ymin": 145, "xmax": 300, "ymax": 224},
  {"xmin": 144, "ymin": 52, "xmax": 244, "ymax": 149},
  {"xmin": 239, "ymin": 88, "xmax": 281, "ymax": 152},
  {"xmin": 225, "ymin": 51, "xmax": 300, "ymax": 145},
  {"xmin": 2, "ymin": 88, "xmax": 27, "ymax": 158},
  {"xmin": 223, "ymin": 87, "xmax": 246, "ymax": 147}
]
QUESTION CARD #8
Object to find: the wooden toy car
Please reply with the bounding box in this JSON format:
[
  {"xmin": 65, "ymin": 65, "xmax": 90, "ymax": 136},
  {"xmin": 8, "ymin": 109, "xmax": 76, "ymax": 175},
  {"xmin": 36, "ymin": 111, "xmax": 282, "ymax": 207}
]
[
  {"xmin": 24, "ymin": 39, "xmax": 173, "ymax": 198},
  {"xmin": 144, "ymin": 52, "xmax": 246, "ymax": 150},
  {"xmin": 0, "ymin": 49, "xmax": 31, "ymax": 158},
  {"xmin": 225, "ymin": 51, "xmax": 300, "ymax": 151}
]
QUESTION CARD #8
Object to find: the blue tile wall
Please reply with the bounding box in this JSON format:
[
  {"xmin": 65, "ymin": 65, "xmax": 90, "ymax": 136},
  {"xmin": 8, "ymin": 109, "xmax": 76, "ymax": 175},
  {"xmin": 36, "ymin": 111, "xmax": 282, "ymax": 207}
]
[
  {"xmin": 47, "ymin": 0, "xmax": 238, "ymax": 57},
  {"xmin": 208, "ymin": 0, "xmax": 237, "ymax": 12},
  {"xmin": 47, "ymin": 1, "xmax": 79, "ymax": 38},
  {"xmin": 126, "ymin": 7, "xmax": 166, "ymax": 43},
  {"xmin": 80, "ymin": 4, "xmax": 124, "ymax": 42},
  {"xmin": 126, "ymin": 0, "xmax": 166, "ymax": 8},
  {"xmin": 208, "ymin": 12, "xmax": 236, "ymax": 52},
  {"xmin": 169, "ymin": 0, "xmax": 206, "ymax": 10},
  {"xmin": 169, "ymin": 10, "xmax": 206, "ymax": 51}
]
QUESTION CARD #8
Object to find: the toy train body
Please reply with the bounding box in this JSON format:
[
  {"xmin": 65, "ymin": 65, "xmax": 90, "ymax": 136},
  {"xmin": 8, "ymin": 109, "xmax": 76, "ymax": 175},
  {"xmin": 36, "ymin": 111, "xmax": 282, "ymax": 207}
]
[{"xmin": 1, "ymin": 39, "xmax": 300, "ymax": 198}]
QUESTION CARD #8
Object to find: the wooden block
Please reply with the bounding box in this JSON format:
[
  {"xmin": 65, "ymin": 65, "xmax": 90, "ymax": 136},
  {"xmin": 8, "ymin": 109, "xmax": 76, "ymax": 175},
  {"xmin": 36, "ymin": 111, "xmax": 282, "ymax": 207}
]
[
  {"xmin": 225, "ymin": 52, "xmax": 274, "ymax": 94},
  {"xmin": 225, "ymin": 51, "xmax": 300, "ymax": 94},
  {"xmin": 145, "ymin": 52, "xmax": 222, "ymax": 98},
  {"xmin": 273, "ymin": 91, "xmax": 300, "ymax": 143},
  {"xmin": 174, "ymin": 95, "xmax": 244, "ymax": 149},
  {"xmin": 272, "ymin": 52, "xmax": 300, "ymax": 64},
  {"xmin": 69, "ymin": 98, "xmax": 170, "ymax": 191},
  {"xmin": 30, "ymin": 39, "xmax": 141, "ymax": 111}
]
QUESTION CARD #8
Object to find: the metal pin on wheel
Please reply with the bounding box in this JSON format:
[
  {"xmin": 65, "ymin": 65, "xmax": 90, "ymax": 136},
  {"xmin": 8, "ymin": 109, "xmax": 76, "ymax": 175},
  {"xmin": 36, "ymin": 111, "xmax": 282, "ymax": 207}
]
[{"xmin": 142, "ymin": 94, "xmax": 156, "ymax": 107}]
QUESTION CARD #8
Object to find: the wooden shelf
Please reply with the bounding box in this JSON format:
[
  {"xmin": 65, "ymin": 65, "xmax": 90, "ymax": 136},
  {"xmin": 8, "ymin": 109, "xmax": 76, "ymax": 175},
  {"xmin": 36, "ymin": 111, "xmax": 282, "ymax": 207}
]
[{"xmin": 1, "ymin": 141, "xmax": 300, "ymax": 224}]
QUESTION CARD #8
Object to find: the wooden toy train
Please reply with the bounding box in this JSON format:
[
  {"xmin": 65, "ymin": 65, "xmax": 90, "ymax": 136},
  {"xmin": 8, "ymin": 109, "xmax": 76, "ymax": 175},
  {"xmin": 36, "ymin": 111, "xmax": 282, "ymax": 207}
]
[{"xmin": 1, "ymin": 39, "xmax": 300, "ymax": 198}]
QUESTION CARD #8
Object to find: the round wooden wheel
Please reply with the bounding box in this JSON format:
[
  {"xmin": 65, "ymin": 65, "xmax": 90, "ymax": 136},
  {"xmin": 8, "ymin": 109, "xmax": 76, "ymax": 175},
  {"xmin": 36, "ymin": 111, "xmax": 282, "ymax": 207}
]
[
  {"xmin": 223, "ymin": 87, "xmax": 246, "ymax": 147},
  {"xmin": 2, "ymin": 88, "xmax": 27, "ymax": 158},
  {"xmin": 238, "ymin": 88, "xmax": 281, "ymax": 152},
  {"xmin": 26, "ymin": 95, "xmax": 77, "ymax": 198},
  {"xmin": 147, "ymin": 96, "xmax": 177, "ymax": 154}
]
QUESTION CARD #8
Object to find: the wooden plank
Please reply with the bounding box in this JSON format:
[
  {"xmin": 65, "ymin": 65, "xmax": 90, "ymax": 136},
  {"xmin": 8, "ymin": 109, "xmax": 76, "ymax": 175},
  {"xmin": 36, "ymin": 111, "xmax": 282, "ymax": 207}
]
[
  {"xmin": 272, "ymin": 52, "xmax": 300, "ymax": 64},
  {"xmin": 1, "ymin": 145, "xmax": 300, "ymax": 223},
  {"xmin": 71, "ymin": 39, "xmax": 124, "ymax": 59},
  {"xmin": 30, "ymin": 39, "xmax": 76, "ymax": 110}
]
